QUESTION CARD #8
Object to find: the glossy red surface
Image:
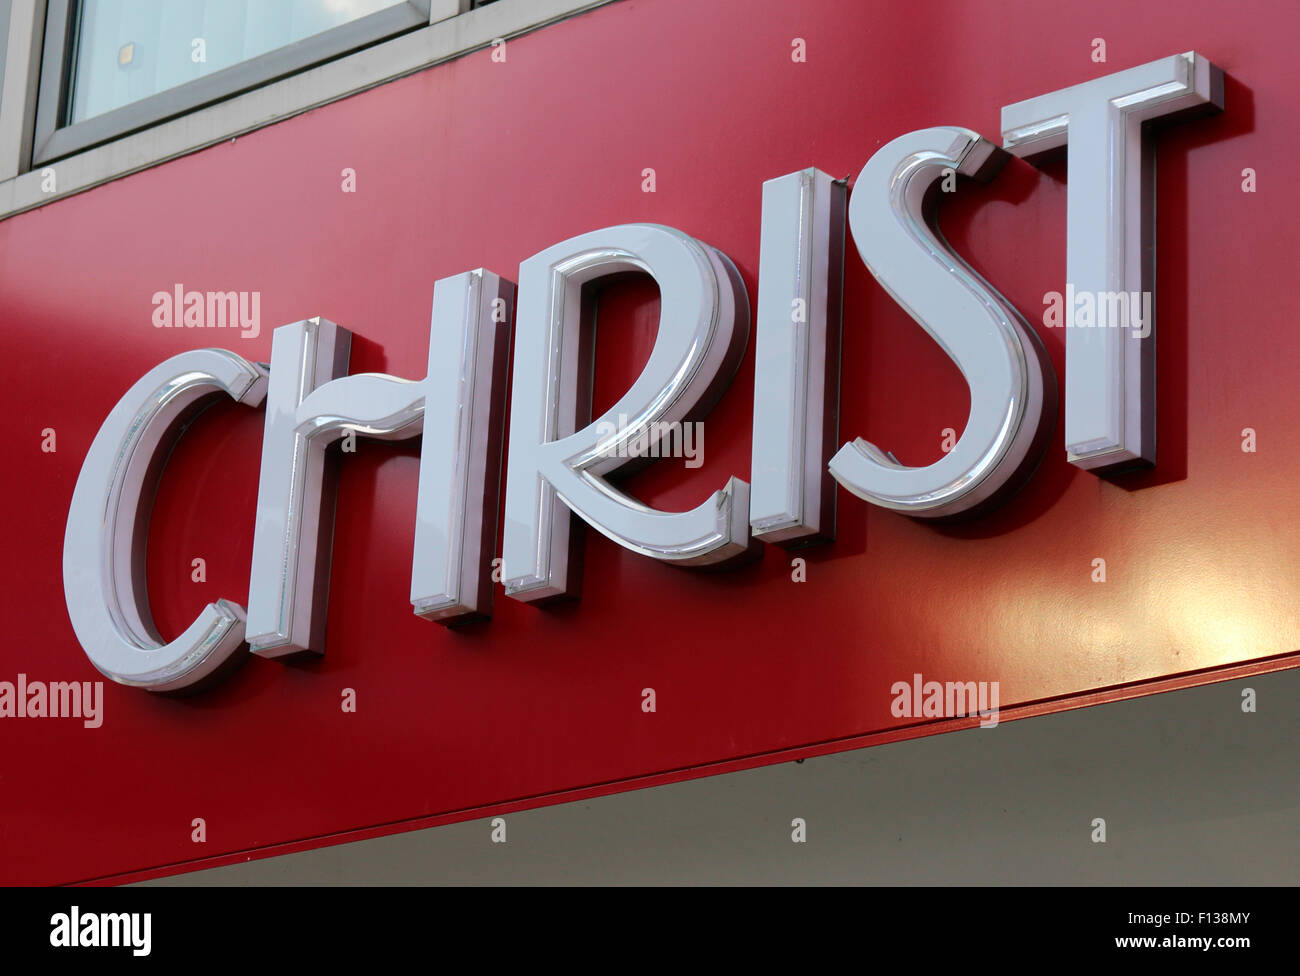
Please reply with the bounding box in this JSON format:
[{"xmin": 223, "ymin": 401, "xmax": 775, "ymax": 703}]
[{"xmin": 2, "ymin": 0, "xmax": 1296, "ymax": 883}]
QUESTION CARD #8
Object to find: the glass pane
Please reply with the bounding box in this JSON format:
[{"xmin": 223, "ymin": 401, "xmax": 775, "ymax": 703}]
[{"xmin": 67, "ymin": 0, "xmax": 406, "ymax": 123}]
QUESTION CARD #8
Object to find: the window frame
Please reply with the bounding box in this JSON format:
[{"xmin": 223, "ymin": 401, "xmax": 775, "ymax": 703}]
[
  {"xmin": 0, "ymin": 3, "xmax": 10, "ymax": 120},
  {"xmin": 0, "ymin": 0, "xmax": 617, "ymax": 220},
  {"xmin": 32, "ymin": 0, "xmax": 432, "ymax": 165}
]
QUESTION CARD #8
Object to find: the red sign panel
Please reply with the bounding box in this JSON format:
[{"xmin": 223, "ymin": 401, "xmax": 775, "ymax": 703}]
[{"xmin": 2, "ymin": 0, "xmax": 1296, "ymax": 883}]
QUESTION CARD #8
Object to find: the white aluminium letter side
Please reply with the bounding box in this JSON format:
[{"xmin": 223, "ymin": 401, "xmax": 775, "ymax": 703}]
[
  {"xmin": 246, "ymin": 270, "xmax": 513, "ymax": 658},
  {"xmin": 830, "ymin": 126, "xmax": 1056, "ymax": 517},
  {"xmin": 1001, "ymin": 51, "xmax": 1223, "ymax": 470},
  {"xmin": 502, "ymin": 223, "xmax": 751, "ymax": 602},
  {"xmin": 411, "ymin": 271, "xmax": 513, "ymax": 621},
  {"xmin": 63, "ymin": 350, "xmax": 268, "ymax": 690},
  {"xmin": 750, "ymin": 168, "xmax": 846, "ymax": 544}
]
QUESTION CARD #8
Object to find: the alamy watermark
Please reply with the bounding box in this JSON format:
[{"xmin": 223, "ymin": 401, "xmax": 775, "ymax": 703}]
[
  {"xmin": 1042, "ymin": 285, "xmax": 1151, "ymax": 338},
  {"xmin": 0, "ymin": 674, "xmax": 103, "ymax": 728},
  {"xmin": 50, "ymin": 907, "xmax": 150, "ymax": 956},
  {"xmin": 151, "ymin": 283, "xmax": 261, "ymax": 339},
  {"xmin": 594, "ymin": 413, "xmax": 704, "ymax": 468},
  {"xmin": 891, "ymin": 672, "xmax": 999, "ymax": 728}
]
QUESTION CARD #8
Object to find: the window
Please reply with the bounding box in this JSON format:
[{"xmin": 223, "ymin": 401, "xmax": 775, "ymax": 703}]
[
  {"xmin": 33, "ymin": 0, "xmax": 432, "ymax": 163},
  {"xmin": 0, "ymin": 0, "xmax": 615, "ymax": 220}
]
